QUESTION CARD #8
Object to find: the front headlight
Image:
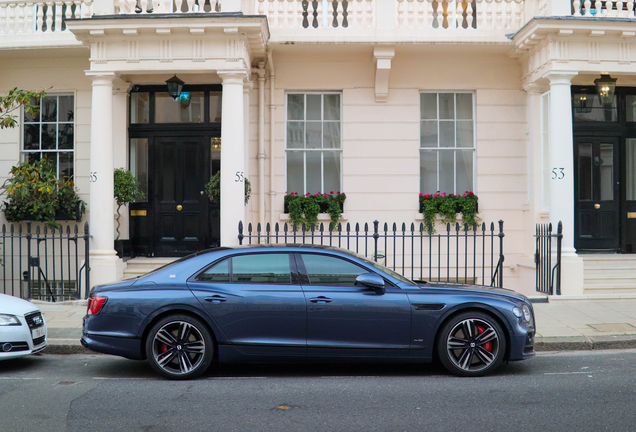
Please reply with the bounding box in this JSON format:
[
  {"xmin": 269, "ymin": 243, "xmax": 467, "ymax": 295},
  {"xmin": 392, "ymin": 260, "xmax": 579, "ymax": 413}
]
[
  {"xmin": 0, "ymin": 314, "xmax": 22, "ymax": 326},
  {"xmin": 522, "ymin": 304, "xmax": 533, "ymax": 324},
  {"xmin": 512, "ymin": 305, "xmax": 534, "ymax": 326}
]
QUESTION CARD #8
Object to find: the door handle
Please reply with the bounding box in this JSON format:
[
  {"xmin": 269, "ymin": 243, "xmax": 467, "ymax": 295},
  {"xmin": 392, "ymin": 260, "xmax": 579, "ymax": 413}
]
[
  {"xmin": 309, "ymin": 296, "xmax": 332, "ymax": 304},
  {"xmin": 176, "ymin": 205, "xmax": 183, "ymax": 211},
  {"xmin": 204, "ymin": 295, "xmax": 227, "ymax": 303},
  {"xmin": 594, "ymin": 204, "xmax": 600, "ymax": 209}
]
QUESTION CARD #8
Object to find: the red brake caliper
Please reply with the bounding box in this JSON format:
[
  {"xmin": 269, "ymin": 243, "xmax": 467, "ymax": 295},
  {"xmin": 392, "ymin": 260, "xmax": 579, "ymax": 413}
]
[
  {"xmin": 476, "ymin": 325, "xmax": 492, "ymax": 352},
  {"xmin": 161, "ymin": 344, "xmax": 168, "ymax": 353}
]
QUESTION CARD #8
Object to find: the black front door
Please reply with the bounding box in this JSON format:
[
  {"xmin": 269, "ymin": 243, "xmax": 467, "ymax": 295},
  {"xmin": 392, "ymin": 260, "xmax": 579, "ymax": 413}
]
[
  {"xmin": 574, "ymin": 137, "xmax": 620, "ymax": 251},
  {"xmin": 153, "ymin": 136, "xmax": 209, "ymax": 256}
]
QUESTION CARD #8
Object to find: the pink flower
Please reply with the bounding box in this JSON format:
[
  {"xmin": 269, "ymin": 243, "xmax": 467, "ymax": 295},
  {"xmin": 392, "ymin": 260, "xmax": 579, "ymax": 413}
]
[{"xmin": 419, "ymin": 193, "xmax": 424, "ymax": 197}]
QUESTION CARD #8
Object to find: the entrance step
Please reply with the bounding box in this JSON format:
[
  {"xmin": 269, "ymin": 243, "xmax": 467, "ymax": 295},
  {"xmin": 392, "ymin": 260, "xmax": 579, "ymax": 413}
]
[
  {"xmin": 582, "ymin": 255, "xmax": 636, "ymax": 294},
  {"xmin": 123, "ymin": 258, "xmax": 178, "ymax": 280}
]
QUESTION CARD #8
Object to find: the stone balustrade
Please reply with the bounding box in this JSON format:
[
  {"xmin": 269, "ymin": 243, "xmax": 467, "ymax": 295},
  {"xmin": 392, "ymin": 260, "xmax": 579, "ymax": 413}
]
[
  {"xmin": 3, "ymin": 0, "xmax": 635, "ymax": 43},
  {"xmin": 115, "ymin": 0, "xmax": 219, "ymax": 14},
  {"xmin": 572, "ymin": 0, "xmax": 635, "ymax": 17},
  {"xmin": 256, "ymin": 0, "xmax": 525, "ymax": 32},
  {"xmin": 0, "ymin": 0, "xmax": 92, "ymax": 35}
]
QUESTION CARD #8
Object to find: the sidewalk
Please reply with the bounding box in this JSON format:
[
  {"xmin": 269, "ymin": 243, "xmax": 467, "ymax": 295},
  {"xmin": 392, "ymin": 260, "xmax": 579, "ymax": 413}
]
[{"xmin": 34, "ymin": 298, "xmax": 636, "ymax": 355}]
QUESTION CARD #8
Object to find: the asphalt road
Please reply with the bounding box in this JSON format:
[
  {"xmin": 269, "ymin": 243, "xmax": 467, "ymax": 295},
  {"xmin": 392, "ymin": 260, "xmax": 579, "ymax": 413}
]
[{"xmin": 1, "ymin": 350, "xmax": 635, "ymax": 432}]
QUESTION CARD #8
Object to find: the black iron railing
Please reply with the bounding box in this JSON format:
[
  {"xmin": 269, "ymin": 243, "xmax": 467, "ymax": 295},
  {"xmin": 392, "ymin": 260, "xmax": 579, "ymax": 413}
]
[
  {"xmin": 535, "ymin": 221, "xmax": 562, "ymax": 295},
  {"xmin": 239, "ymin": 220, "xmax": 505, "ymax": 287},
  {"xmin": 1, "ymin": 221, "xmax": 90, "ymax": 301}
]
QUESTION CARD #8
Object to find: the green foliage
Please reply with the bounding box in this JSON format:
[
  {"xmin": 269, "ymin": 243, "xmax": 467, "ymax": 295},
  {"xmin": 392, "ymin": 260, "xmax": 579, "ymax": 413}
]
[
  {"xmin": 114, "ymin": 168, "xmax": 145, "ymax": 208},
  {"xmin": 418, "ymin": 191, "xmax": 479, "ymax": 234},
  {"xmin": 284, "ymin": 191, "xmax": 347, "ymax": 231},
  {"xmin": 1, "ymin": 159, "xmax": 85, "ymax": 227},
  {"xmin": 1, "ymin": 87, "xmax": 48, "ymax": 129},
  {"xmin": 204, "ymin": 171, "xmax": 251, "ymax": 205}
]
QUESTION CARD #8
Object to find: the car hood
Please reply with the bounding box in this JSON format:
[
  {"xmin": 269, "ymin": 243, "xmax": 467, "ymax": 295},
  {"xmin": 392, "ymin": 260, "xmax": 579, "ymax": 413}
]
[
  {"xmin": 0, "ymin": 293, "xmax": 40, "ymax": 316},
  {"xmin": 418, "ymin": 282, "xmax": 529, "ymax": 302}
]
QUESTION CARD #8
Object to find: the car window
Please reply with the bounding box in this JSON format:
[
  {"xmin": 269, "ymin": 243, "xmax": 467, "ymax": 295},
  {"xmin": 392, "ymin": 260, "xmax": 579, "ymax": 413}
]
[
  {"xmin": 197, "ymin": 258, "xmax": 230, "ymax": 282},
  {"xmin": 232, "ymin": 253, "xmax": 292, "ymax": 284},
  {"xmin": 301, "ymin": 254, "xmax": 367, "ymax": 286}
]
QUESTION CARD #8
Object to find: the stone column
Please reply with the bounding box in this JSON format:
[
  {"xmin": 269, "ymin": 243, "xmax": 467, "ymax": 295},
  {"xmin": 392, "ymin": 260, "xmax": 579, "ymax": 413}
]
[
  {"xmin": 545, "ymin": 71, "xmax": 584, "ymax": 295},
  {"xmin": 523, "ymin": 82, "xmax": 548, "ymax": 254},
  {"xmin": 86, "ymin": 72, "xmax": 124, "ymax": 288},
  {"xmin": 219, "ymin": 72, "xmax": 247, "ymax": 246}
]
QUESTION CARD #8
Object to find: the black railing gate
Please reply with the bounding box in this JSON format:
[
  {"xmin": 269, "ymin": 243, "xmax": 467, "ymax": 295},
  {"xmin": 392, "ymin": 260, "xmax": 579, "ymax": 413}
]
[
  {"xmin": 1, "ymin": 221, "xmax": 90, "ymax": 301},
  {"xmin": 535, "ymin": 221, "xmax": 562, "ymax": 295}
]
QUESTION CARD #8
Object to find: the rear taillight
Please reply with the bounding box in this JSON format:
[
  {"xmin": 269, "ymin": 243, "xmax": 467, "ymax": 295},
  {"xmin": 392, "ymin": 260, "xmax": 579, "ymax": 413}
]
[{"xmin": 87, "ymin": 296, "xmax": 108, "ymax": 315}]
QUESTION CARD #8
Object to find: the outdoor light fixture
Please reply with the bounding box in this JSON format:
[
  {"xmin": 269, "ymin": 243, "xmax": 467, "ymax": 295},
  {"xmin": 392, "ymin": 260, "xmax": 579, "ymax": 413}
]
[
  {"xmin": 165, "ymin": 75, "xmax": 185, "ymax": 100},
  {"xmin": 572, "ymin": 89, "xmax": 593, "ymax": 113},
  {"xmin": 594, "ymin": 74, "xmax": 617, "ymax": 106}
]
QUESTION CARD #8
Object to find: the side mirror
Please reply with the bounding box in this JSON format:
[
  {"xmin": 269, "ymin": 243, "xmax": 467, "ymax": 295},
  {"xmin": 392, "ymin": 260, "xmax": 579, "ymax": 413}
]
[{"xmin": 356, "ymin": 273, "xmax": 386, "ymax": 295}]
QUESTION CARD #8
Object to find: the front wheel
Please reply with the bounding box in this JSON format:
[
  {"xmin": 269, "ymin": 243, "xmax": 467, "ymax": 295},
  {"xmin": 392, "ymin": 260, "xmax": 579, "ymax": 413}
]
[
  {"xmin": 145, "ymin": 314, "xmax": 214, "ymax": 380},
  {"xmin": 436, "ymin": 311, "xmax": 506, "ymax": 377}
]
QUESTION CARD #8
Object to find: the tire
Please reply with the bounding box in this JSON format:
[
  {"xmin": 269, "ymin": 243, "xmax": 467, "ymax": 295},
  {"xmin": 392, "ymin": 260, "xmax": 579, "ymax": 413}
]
[
  {"xmin": 436, "ymin": 311, "xmax": 506, "ymax": 377},
  {"xmin": 145, "ymin": 314, "xmax": 214, "ymax": 380}
]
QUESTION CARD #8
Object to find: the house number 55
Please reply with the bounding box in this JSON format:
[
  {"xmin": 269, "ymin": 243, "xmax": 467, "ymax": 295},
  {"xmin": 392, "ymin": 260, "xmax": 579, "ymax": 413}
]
[
  {"xmin": 89, "ymin": 172, "xmax": 98, "ymax": 182},
  {"xmin": 551, "ymin": 168, "xmax": 565, "ymax": 180},
  {"xmin": 235, "ymin": 171, "xmax": 244, "ymax": 182}
]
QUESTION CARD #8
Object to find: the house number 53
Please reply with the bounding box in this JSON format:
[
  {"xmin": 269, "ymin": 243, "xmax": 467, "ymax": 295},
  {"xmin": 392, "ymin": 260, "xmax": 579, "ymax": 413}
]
[{"xmin": 551, "ymin": 168, "xmax": 565, "ymax": 180}]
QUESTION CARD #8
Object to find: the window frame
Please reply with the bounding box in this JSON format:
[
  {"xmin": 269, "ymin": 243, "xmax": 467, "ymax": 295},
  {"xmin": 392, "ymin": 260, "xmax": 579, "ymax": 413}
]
[
  {"xmin": 284, "ymin": 91, "xmax": 343, "ymax": 195},
  {"xmin": 419, "ymin": 91, "xmax": 477, "ymax": 195},
  {"xmin": 295, "ymin": 252, "xmax": 398, "ymax": 289},
  {"xmin": 21, "ymin": 92, "xmax": 76, "ymax": 181},
  {"xmin": 195, "ymin": 253, "xmax": 296, "ymax": 285}
]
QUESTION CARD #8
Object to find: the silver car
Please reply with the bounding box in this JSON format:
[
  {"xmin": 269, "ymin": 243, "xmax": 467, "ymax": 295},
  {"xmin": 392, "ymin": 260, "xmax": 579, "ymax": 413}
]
[{"xmin": 0, "ymin": 293, "xmax": 48, "ymax": 360}]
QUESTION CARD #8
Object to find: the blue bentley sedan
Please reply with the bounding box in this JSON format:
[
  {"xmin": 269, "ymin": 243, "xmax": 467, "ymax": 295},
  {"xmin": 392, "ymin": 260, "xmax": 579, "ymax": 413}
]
[{"xmin": 81, "ymin": 245, "xmax": 535, "ymax": 379}]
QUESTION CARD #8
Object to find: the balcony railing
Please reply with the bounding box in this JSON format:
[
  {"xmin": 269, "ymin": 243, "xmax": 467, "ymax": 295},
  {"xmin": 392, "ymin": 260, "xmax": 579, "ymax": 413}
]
[
  {"xmin": 257, "ymin": 0, "xmax": 526, "ymax": 33},
  {"xmin": 116, "ymin": 0, "xmax": 220, "ymax": 14},
  {"xmin": 0, "ymin": 0, "xmax": 92, "ymax": 35},
  {"xmin": 572, "ymin": 0, "xmax": 636, "ymax": 17}
]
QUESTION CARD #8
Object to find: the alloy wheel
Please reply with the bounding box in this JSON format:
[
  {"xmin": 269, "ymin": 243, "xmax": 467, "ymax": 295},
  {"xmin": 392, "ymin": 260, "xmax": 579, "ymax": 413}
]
[
  {"xmin": 151, "ymin": 320, "xmax": 207, "ymax": 377},
  {"xmin": 445, "ymin": 317, "xmax": 500, "ymax": 373}
]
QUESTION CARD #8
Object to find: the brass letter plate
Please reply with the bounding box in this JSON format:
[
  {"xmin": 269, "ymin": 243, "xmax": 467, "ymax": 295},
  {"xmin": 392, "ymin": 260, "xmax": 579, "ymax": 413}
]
[
  {"xmin": 628, "ymin": 212, "xmax": 636, "ymax": 219},
  {"xmin": 130, "ymin": 210, "xmax": 147, "ymax": 216}
]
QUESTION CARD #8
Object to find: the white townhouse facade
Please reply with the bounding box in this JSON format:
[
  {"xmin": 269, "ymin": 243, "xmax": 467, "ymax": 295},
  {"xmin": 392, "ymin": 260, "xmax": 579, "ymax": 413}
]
[{"xmin": 1, "ymin": 0, "xmax": 636, "ymax": 297}]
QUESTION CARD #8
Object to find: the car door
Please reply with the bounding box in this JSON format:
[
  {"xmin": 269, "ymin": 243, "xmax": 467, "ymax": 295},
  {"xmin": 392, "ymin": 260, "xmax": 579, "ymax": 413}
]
[
  {"xmin": 297, "ymin": 252, "xmax": 412, "ymax": 358},
  {"xmin": 188, "ymin": 252, "xmax": 306, "ymax": 357}
]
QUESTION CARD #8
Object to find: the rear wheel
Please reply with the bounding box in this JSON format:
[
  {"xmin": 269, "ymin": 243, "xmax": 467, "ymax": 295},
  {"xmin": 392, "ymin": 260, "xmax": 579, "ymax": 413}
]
[
  {"xmin": 145, "ymin": 314, "xmax": 214, "ymax": 380},
  {"xmin": 436, "ymin": 311, "xmax": 506, "ymax": 377}
]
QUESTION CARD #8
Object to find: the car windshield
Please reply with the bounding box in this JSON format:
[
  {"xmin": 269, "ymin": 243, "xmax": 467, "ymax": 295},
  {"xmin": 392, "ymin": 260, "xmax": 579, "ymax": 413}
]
[{"xmin": 348, "ymin": 251, "xmax": 417, "ymax": 285}]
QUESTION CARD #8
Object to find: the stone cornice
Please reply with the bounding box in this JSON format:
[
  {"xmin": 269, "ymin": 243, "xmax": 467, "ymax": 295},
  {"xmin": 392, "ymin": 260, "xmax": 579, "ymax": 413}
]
[
  {"xmin": 512, "ymin": 17, "xmax": 636, "ymax": 52},
  {"xmin": 66, "ymin": 14, "xmax": 269, "ymax": 58},
  {"xmin": 513, "ymin": 17, "xmax": 636, "ymax": 87}
]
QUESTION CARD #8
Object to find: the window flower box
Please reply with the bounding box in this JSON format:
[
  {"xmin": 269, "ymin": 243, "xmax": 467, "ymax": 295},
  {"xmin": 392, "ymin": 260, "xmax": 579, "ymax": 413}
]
[
  {"xmin": 284, "ymin": 191, "xmax": 346, "ymax": 230},
  {"xmin": 419, "ymin": 191, "xmax": 479, "ymax": 233}
]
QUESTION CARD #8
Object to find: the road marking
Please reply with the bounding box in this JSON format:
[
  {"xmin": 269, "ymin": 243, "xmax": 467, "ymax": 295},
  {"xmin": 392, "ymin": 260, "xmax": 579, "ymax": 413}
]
[
  {"xmin": 0, "ymin": 377, "xmax": 43, "ymax": 380},
  {"xmin": 544, "ymin": 371, "xmax": 601, "ymax": 375}
]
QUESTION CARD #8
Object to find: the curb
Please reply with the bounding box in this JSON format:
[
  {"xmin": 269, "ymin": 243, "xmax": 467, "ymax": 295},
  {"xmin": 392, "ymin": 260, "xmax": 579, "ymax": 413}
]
[
  {"xmin": 535, "ymin": 335, "xmax": 636, "ymax": 351},
  {"xmin": 44, "ymin": 340, "xmax": 92, "ymax": 355}
]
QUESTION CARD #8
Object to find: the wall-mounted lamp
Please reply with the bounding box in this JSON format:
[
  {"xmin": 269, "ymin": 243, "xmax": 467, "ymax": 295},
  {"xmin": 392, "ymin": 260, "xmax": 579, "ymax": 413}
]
[
  {"xmin": 572, "ymin": 88, "xmax": 594, "ymax": 114},
  {"xmin": 165, "ymin": 75, "xmax": 185, "ymax": 100},
  {"xmin": 594, "ymin": 74, "xmax": 617, "ymax": 106}
]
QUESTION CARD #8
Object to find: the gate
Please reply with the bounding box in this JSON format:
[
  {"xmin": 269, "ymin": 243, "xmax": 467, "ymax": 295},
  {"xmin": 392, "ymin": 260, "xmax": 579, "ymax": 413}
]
[
  {"xmin": 535, "ymin": 221, "xmax": 562, "ymax": 295},
  {"xmin": 1, "ymin": 221, "xmax": 90, "ymax": 301},
  {"xmin": 239, "ymin": 220, "xmax": 505, "ymax": 287}
]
